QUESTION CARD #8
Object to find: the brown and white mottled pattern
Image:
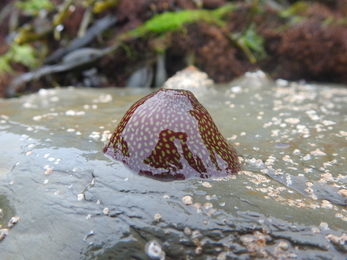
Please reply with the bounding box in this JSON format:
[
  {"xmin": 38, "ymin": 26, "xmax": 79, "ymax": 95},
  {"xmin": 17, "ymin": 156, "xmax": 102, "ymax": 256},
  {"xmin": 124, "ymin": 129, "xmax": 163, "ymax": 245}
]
[{"xmin": 104, "ymin": 88, "xmax": 240, "ymax": 180}]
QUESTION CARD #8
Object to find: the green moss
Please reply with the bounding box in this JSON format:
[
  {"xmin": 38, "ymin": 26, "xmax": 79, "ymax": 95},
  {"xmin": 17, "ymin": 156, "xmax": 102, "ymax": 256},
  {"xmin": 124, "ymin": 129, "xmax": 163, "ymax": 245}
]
[
  {"xmin": 93, "ymin": 0, "xmax": 119, "ymax": 14},
  {"xmin": 127, "ymin": 3, "xmax": 236, "ymax": 38},
  {"xmin": 279, "ymin": 1, "xmax": 308, "ymax": 18},
  {"xmin": 15, "ymin": 0, "xmax": 54, "ymax": 14},
  {"xmin": 0, "ymin": 44, "xmax": 39, "ymax": 73},
  {"xmin": 53, "ymin": 0, "xmax": 74, "ymax": 26},
  {"xmin": 240, "ymin": 25, "xmax": 266, "ymax": 61}
]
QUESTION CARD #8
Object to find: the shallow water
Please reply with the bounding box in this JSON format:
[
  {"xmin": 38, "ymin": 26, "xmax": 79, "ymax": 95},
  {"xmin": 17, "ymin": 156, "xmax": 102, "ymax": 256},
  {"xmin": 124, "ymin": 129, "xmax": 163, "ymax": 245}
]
[{"xmin": 0, "ymin": 72, "xmax": 347, "ymax": 259}]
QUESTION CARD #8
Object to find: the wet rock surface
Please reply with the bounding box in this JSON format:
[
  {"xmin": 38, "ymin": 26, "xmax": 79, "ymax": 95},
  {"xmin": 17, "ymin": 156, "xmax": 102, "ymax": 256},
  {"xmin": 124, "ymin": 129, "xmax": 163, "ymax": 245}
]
[{"xmin": 0, "ymin": 73, "xmax": 347, "ymax": 259}]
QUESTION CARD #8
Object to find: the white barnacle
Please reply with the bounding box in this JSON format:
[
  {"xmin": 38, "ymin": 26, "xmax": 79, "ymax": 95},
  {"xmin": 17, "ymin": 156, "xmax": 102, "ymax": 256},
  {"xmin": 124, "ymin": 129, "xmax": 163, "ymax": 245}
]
[
  {"xmin": 103, "ymin": 207, "xmax": 109, "ymax": 215},
  {"xmin": 310, "ymin": 149, "xmax": 327, "ymax": 156},
  {"xmin": 145, "ymin": 240, "xmax": 165, "ymax": 260},
  {"xmin": 154, "ymin": 213, "xmax": 162, "ymax": 222},
  {"xmin": 77, "ymin": 193, "xmax": 84, "ymax": 201},
  {"xmin": 338, "ymin": 189, "xmax": 347, "ymax": 197},
  {"xmin": 201, "ymin": 181, "xmax": 212, "ymax": 188},
  {"xmin": 182, "ymin": 195, "xmax": 193, "ymax": 205},
  {"xmin": 203, "ymin": 202, "xmax": 213, "ymax": 209},
  {"xmin": 8, "ymin": 216, "xmax": 20, "ymax": 228},
  {"xmin": 0, "ymin": 229, "xmax": 8, "ymax": 241}
]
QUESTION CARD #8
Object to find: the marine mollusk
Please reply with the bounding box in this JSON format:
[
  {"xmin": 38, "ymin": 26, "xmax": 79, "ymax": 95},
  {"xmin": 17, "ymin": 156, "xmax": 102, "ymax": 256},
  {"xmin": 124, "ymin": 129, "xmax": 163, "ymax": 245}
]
[{"xmin": 104, "ymin": 88, "xmax": 240, "ymax": 180}]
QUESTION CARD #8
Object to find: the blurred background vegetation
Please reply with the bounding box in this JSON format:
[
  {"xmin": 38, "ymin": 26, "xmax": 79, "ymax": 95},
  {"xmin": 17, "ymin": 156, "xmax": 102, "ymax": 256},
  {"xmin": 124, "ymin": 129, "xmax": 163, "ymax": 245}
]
[{"xmin": 0, "ymin": 0, "xmax": 347, "ymax": 97}]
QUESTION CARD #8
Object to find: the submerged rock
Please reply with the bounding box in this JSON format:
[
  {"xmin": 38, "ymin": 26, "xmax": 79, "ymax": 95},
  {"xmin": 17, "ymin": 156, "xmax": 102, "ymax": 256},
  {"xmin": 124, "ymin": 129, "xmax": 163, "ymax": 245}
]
[
  {"xmin": 163, "ymin": 65, "xmax": 214, "ymax": 95},
  {"xmin": 0, "ymin": 71, "xmax": 347, "ymax": 259}
]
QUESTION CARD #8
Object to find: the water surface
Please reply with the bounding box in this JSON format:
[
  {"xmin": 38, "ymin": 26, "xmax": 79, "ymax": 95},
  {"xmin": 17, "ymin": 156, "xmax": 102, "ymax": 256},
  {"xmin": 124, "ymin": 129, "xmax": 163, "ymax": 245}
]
[{"xmin": 1, "ymin": 73, "xmax": 347, "ymax": 259}]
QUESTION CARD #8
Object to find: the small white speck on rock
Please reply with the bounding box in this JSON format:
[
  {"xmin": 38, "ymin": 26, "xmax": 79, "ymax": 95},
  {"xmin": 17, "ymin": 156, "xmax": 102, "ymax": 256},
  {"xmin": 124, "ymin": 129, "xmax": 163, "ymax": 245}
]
[{"xmin": 182, "ymin": 195, "xmax": 193, "ymax": 205}]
